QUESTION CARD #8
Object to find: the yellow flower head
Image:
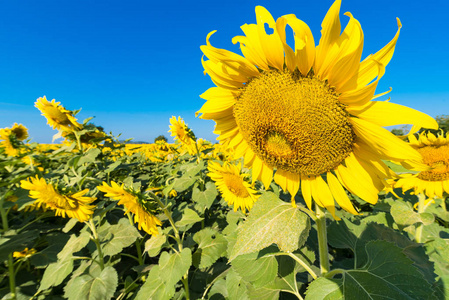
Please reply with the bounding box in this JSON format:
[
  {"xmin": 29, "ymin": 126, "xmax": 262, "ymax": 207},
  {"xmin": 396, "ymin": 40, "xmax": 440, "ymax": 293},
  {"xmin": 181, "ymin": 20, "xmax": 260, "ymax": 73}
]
[
  {"xmin": 168, "ymin": 116, "xmax": 195, "ymax": 146},
  {"xmin": 395, "ymin": 131, "xmax": 449, "ymax": 198},
  {"xmin": 197, "ymin": 0, "xmax": 438, "ymax": 217},
  {"xmin": 97, "ymin": 181, "xmax": 162, "ymax": 235},
  {"xmin": 0, "ymin": 126, "xmax": 24, "ymax": 157},
  {"xmin": 20, "ymin": 175, "xmax": 96, "ymax": 222},
  {"xmin": 13, "ymin": 247, "xmax": 37, "ymax": 259},
  {"xmin": 11, "ymin": 123, "xmax": 28, "ymax": 141},
  {"xmin": 35, "ymin": 96, "xmax": 82, "ymax": 132},
  {"xmin": 208, "ymin": 161, "xmax": 259, "ymax": 213}
]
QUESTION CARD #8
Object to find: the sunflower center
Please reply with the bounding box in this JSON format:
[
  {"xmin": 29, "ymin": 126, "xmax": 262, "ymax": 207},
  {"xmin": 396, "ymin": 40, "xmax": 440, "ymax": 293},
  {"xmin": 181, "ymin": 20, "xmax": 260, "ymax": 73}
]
[
  {"xmin": 234, "ymin": 70, "xmax": 355, "ymax": 176},
  {"xmin": 417, "ymin": 144, "xmax": 449, "ymax": 181},
  {"xmin": 223, "ymin": 173, "xmax": 250, "ymax": 198}
]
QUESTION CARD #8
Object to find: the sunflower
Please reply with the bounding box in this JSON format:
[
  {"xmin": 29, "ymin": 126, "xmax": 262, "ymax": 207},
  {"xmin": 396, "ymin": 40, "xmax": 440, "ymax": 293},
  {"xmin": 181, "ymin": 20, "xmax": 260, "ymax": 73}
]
[
  {"xmin": 13, "ymin": 247, "xmax": 37, "ymax": 259},
  {"xmin": 0, "ymin": 128, "xmax": 20, "ymax": 157},
  {"xmin": 197, "ymin": 1, "xmax": 438, "ymax": 217},
  {"xmin": 11, "ymin": 123, "xmax": 28, "ymax": 141},
  {"xmin": 20, "ymin": 175, "xmax": 96, "ymax": 222},
  {"xmin": 395, "ymin": 131, "xmax": 449, "ymax": 198},
  {"xmin": 97, "ymin": 181, "xmax": 162, "ymax": 235},
  {"xmin": 35, "ymin": 96, "xmax": 82, "ymax": 132},
  {"xmin": 208, "ymin": 161, "xmax": 259, "ymax": 213},
  {"xmin": 168, "ymin": 116, "xmax": 195, "ymax": 146}
]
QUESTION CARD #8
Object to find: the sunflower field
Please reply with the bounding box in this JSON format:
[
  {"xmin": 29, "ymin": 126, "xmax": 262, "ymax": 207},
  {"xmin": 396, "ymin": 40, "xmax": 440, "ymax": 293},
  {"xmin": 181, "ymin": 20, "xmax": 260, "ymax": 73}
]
[{"xmin": 2, "ymin": 0, "xmax": 449, "ymax": 299}]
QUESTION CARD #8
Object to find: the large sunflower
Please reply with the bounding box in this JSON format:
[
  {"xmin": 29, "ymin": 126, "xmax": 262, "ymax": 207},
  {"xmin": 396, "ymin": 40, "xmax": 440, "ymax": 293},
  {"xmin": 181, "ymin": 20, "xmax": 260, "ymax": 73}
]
[
  {"xmin": 395, "ymin": 131, "xmax": 449, "ymax": 198},
  {"xmin": 197, "ymin": 0, "xmax": 437, "ymax": 216},
  {"xmin": 97, "ymin": 181, "xmax": 162, "ymax": 235},
  {"xmin": 35, "ymin": 96, "xmax": 82, "ymax": 132},
  {"xmin": 20, "ymin": 175, "xmax": 96, "ymax": 222},
  {"xmin": 208, "ymin": 161, "xmax": 259, "ymax": 213}
]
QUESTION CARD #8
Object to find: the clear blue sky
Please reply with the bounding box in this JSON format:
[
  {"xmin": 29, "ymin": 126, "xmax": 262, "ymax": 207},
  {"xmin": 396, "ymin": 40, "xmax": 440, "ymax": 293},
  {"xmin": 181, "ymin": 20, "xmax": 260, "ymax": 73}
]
[{"xmin": 0, "ymin": 0, "xmax": 448, "ymax": 143}]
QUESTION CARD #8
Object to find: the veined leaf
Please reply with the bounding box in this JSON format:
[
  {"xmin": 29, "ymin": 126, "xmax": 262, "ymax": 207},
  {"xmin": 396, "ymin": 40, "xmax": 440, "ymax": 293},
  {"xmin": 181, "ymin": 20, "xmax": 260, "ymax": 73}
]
[
  {"xmin": 306, "ymin": 240, "xmax": 433, "ymax": 299},
  {"xmin": 391, "ymin": 200, "xmax": 434, "ymax": 226},
  {"xmin": 135, "ymin": 266, "xmax": 175, "ymax": 300},
  {"xmin": 192, "ymin": 228, "xmax": 227, "ymax": 269},
  {"xmin": 175, "ymin": 208, "xmax": 204, "ymax": 228},
  {"xmin": 192, "ymin": 182, "xmax": 218, "ymax": 210},
  {"xmin": 230, "ymin": 192, "xmax": 310, "ymax": 261},
  {"xmin": 63, "ymin": 266, "xmax": 118, "ymax": 300},
  {"xmin": 98, "ymin": 220, "xmax": 142, "ymax": 257},
  {"xmin": 158, "ymin": 248, "xmax": 192, "ymax": 287}
]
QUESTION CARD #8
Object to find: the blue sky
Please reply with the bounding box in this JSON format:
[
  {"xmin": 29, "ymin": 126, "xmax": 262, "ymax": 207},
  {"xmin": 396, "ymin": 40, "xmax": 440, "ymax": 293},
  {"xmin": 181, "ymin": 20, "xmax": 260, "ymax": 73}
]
[{"xmin": 0, "ymin": 0, "xmax": 448, "ymax": 143}]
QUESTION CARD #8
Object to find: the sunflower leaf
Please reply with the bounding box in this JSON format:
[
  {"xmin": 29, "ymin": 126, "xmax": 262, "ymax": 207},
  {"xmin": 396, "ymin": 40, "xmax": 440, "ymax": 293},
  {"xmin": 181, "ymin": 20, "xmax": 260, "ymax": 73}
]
[
  {"xmin": 305, "ymin": 240, "xmax": 432, "ymax": 299},
  {"xmin": 193, "ymin": 228, "xmax": 227, "ymax": 269},
  {"xmin": 158, "ymin": 248, "xmax": 192, "ymax": 287},
  {"xmin": 136, "ymin": 266, "xmax": 175, "ymax": 300},
  {"xmin": 175, "ymin": 208, "xmax": 204, "ymax": 228},
  {"xmin": 192, "ymin": 182, "xmax": 218, "ymax": 211},
  {"xmin": 98, "ymin": 219, "xmax": 142, "ymax": 257},
  {"xmin": 231, "ymin": 246, "xmax": 278, "ymax": 288},
  {"xmin": 63, "ymin": 266, "xmax": 118, "ymax": 300},
  {"xmin": 229, "ymin": 192, "xmax": 310, "ymax": 261},
  {"xmin": 390, "ymin": 200, "xmax": 434, "ymax": 226}
]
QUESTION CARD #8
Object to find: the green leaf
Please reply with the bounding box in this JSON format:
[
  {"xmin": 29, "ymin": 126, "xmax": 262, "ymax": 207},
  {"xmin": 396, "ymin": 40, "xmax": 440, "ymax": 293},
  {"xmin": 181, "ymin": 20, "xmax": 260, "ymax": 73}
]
[
  {"xmin": 230, "ymin": 192, "xmax": 310, "ymax": 261},
  {"xmin": 306, "ymin": 240, "xmax": 433, "ymax": 300},
  {"xmin": 135, "ymin": 266, "xmax": 175, "ymax": 300},
  {"xmin": 175, "ymin": 208, "xmax": 204, "ymax": 228},
  {"xmin": 98, "ymin": 219, "xmax": 142, "ymax": 257},
  {"xmin": 328, "ymin": 219, "xmax": 436, "ymax": 283},
  {"xmin": 192, "ymin": 182, "xmax": 218, "ymax": 210},
  {"xmin": 64, "ymin": 266, "xmax": 118, "ymax": 300},
  {"xmin": 192, "ymin": 228, "xmax": 227, "ymax": 269},
  {"xmin": 78, "ymin": 148, "xmax": 101, "ymax": 165},
  {"xmin": 39, "ymin": 259, "xmax": 73, "ymax": 291},
  {"xmin": 158, "ymin": 248, "xmax": 192, "ymax": 287},
  {"xmin": 226, "ymin": 269, "xmax": 249, "ymax": 300},
  {"xmin": 173, "ymin": 176, "xmax": 196, "ymax": 192},
  {"xmin": 144, "ymin": 228, "xmax": 167, "ymax": 257},
  {"xmin": 57, "ymin": 232, "xmax": 91, "ymax": 261},
  {"xmin": 390, "ymin": 200, "xmax": 434, "ymax": 226},
  {"xmin": 231, "ymin": 247, "xmax": 278, "ymax": 288}
]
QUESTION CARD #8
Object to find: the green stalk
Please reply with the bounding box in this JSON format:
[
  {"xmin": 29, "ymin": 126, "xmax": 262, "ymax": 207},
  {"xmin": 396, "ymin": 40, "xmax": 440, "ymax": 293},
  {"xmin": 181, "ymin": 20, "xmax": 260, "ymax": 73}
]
[
  {"xmin": 87, "ymin": 219, "xmax": 104, "ymax": 270},
  {"xmin": 1, "ymin": 197, "xmax": 16, "ymax": 299},
  {"xmin": 415, "ymin": 193, "xmax": 426, "ymax": 243},
  {"xmin": 73, "ymin": 130, "xmax": 84, "ymax": 152},
  {"xmin": 149, "ymin": 191, "xmax": 190, "ymax": 299},
  {"xmin": 126, "ymin": 213, "xmax": 144, "ymax": 265},
  {"xmin": 315, "ymin": 205, "xmax": 330, "ymax": 276}
]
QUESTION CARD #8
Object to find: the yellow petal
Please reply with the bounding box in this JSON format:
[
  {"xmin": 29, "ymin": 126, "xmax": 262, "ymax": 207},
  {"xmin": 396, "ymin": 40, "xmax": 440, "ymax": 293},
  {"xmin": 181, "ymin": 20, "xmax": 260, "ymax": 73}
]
[
  {"xmin": 327, "ymin": 172, "xmax": 358, "ymax": 215},
  {"xmin": 196, "ymin": 88, "xmax": 236, "ymax": 117},
  {"xmin": 260, "ymin": 164, "xmax": 274, "ymax": 189},
  {"xmin": 310, "ymin": 176, "xmax": 340, "ymax": 220},
  {"xmin": 276, "ymin": 14, "xmax": 315, "ymax": 75},
  {"xmin": 252, "ymin": 156, "xmax": 263, "ymax": 183},
  {"xmin": 326, "ymin": 12, "xmax": 364, "ymax": 90},
  {"xmin": 255, "ymin": 6, "xmax": 285, "ymax": 70},
  {"xmin": 350, "ymin": 117, "xmax": 423, "ymax": 164},
  {"xmin": 201, "ymin": 31, "xmax": 260, "ymax": 77},
  {"xmin": 348, "ymin": 101, "xmax": 438, "ymax": 130},
  {"xmin": 233, "ymin": 23, "xmax": 270, "ymax": 70},
  {"xmin": 300, "ymin": 176, "xmax": 313, "ymax": 210},
  {"xmin": 356, "ymin": 18, "xmax": 401, "ymax": 89},
  {"xmin": 338, "ymin": 62, "xmax": 385, "ymax": 104},
  {"xmin": 315, "ymin": 0, "xmax": 342, "ymax": 77},
  {"xmin": 202, "ymin": 57, "xmax": 243, "ymax": 90},
  {"xmin": 335, "ymin": 163, "xmax": 378, "ymax": 205}
]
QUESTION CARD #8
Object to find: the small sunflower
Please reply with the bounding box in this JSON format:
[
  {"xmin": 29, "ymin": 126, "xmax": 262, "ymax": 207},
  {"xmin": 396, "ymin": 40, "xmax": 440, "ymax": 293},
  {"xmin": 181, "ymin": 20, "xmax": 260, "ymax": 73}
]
[
  {"xmin": 35, "ymin": 96, "xmax": 82, "ymax": 132},
  {"xmin": 197, "ymin": 0, "xmax": 437, "ymax": 216},
  {"xmin": 168, "ymin": 116, "xmax": 195, "ymax": 146},
  {"xmin": 10, "ymin": 123, "xmax": 28, "ymax": 141},
  {"xmin": 13, "ymin": 247, "xmax": 37, "ymax": 259},
  {"xmin": 395, "ymin": 131, "xmax": 449, "ymax": 198},
  {"xmin": 0, "ymin": 129, "xmax": 19, "ymax": 157},
  {"xmin": 20, "ymin": 175, "xmax": 96, "ymax": 222},
  {"xmin": 97, "ymin": 181, "xmax": 162, "ymax": 235},
  {"xmin": 208, "ymin": 161, "xmax": 259, "ymax": 213}
]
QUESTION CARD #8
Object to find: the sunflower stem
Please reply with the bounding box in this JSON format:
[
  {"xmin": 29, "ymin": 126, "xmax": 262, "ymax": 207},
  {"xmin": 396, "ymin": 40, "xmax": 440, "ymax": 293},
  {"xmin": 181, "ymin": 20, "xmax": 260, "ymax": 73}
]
[
  {"xmin": 441, "ymin": 196, "xmax": 447, "ymax": 212},
  {"xmin": 275, "ymin": 252, "xmax": 318, "ymax": 280},
  {"xmin": 149, "ymin": 190, "xmax": 190, "ymax": 298},
  {"xmin": 0, "ymin": 197, "xmax": 16, "ymax": 300},
  {"xmin": 74, "ymin": 130, "xmax": 84, "ymax": 152},
  {"xmin": 315, "ymin": 204, "xmax": 330, "ymax": 276},
  {"xmin": 87, "ymin": 219, "xmax": 104, "ymax": 270},
  {"xmin": 415, "ymin": 193, "xmax": 426, "ymax": 243}
]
